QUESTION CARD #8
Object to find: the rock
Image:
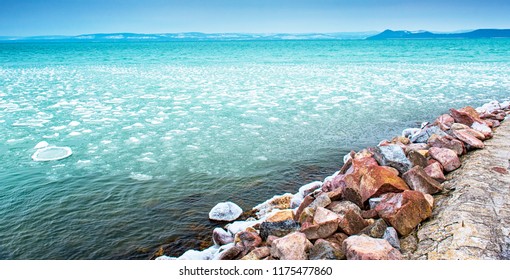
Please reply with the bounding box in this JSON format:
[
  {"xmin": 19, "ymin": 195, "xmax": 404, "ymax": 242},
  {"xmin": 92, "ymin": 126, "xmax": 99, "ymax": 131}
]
[
  {"xmin": 402, "ymin": 166, "xmax": 443, "ymax": 195},
  {"xmin": 428, "ymin": 147, "xmax": 461, "ymax": 172},
  {"xmin": 423, "ymin": 193, "xmax": 434, "ymax": 208},
  {"xmin": 427, "ymin": 134, "xmax": 465, "ymax": 156},
  {"xmin": 402, "ymin": 128, "xmax": 421, "ymax": 138},
  {"xmin": 369, "ymin": 197, "xmax": 383, "ymax": 210},
  {"xmin": 435, "ymin": 114, "xmax": 455, "ymax": 130},
  {"xmin": 407, "ymin": 149, "xmax": 428, "ymax": 168},
  {"xmin": 450, "ymin": 123, "xmax": 471, "ymax": 130},
  {"xmin": 215, "ymin": 244, "xmax": 244, "ymax": 260},
  {"xmin": 259, "ymin": 220, "xmax": 300, "ymax": 240},
  {"xmin": 423, "ymin": 161, "xmax": 446, "ymax": 183},
  {"xmin": 308, "ymin": 192, "xmax": 332, "ymax": 209},
  {"xmin": 298, "ymin": 207, "xmax": 315, "ymax": 224},
  {"xmin": 451, "ymin": 129, "xmax": 485, "ymax": 149},
  {"xmin": 294, "ymin": 194, "xmax": 314, "ymax": 221},
  {"xmin": 327, "ymin": 200, "xmax": 362, "ymax": 216},
  {"xmin": 235, "ymin": 230, "xmax": 262, "ymax": 249},
  {"xmin": 324, "ymin": 233, "xmax": 349, "ymax": 248},
  {"xmin": 361, "ymin": 209, "xmax": 379, "ymax": 219},
  {"xmin": 471, "ymin": 121, "xmax": 493, "ymax": 138},
  {"xmin": 290, "ymin": 193, "xmax": 304, "ymax": 209},
  {"xmin": 383, "ymin": 227, "xmax": 401, "ymax": 250},
  {"xmin": 371, "ymin": 145, "xmax": 413, "ymax": 174},
  {"xmin": 321, "ymin": 174, "xmax": 346, "ymax": 193},
  {"xmin": 252, "ymin": 193, "xmax": 293, "ymax": 219},
  {"xmin": 405, "ymin": 143, "xmax": 429, "ymax": 153},
  {"xmin": 212, "ymin": 228, "xmax": 234, "ymax": 246},
  {"xmin": 179, "ymin": 246, "xmax": 219, "ymax": 260},
  {"xmin": 342, "ymin": 235, "xmax": 402, "ymax": 260},
  {"xmin": 338, "ymin": 209, "xmax": 368, "ymax": 235},
  {"xmin": 299, "ymin": 181, "xmax": 323, "ymax": 197},
  {"xmin": 326, "ymin": 184, "xmax": 344, "ymax": 201},
  {"xmin": 400, "ymin": 233, "xmax": 418, "ymax": 256},
  {"xmin": 375, "ymin": 190, "xmax": 433, "ymax": 236},
  {"xmin": 309, "ymin": 239, "xmax": 345, "ymax": 260},
  {"xmin": 359, "ymin": 219, "xmax": 387, "ymax": 238},
  {"xmin": 265, "ymin": 209, "xmax": 295, "ymax": 222},
  {"xmin": 359, "ymin": 166, "xmax": 410, "ymax": 203},
  {"xmin": 449, "ymin": 106, "xmax": 483, "ymax": 126},
  {"xmin": 300, "ymin": 207, "xmax": 340, "ymax": 240},
  {"xmin": 241, "ymin": 246, "xmax": 270, "ymax": 260},
  {"xmin": 270, "ymin": 232, "xmax": 313, "ymax": 260},
  {"xmin": 209, "ymin": 202, "xmax": 243, "ymax": 222},
  {"xmin": 410, "ymin": 126, "xmax": 448, "ymax": 143}
]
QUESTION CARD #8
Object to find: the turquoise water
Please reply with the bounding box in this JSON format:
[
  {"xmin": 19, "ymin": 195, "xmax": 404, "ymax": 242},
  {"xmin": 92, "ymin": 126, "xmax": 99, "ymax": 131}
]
[{"xmin": 0, "ymin": 39, "xmax": 509, "ymax": 259}]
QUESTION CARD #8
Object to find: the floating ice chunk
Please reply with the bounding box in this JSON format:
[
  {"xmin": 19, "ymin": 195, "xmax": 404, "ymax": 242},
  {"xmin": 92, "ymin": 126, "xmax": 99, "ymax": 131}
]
[
  {"xmin": 126, "ymin": 137, "xmax": 140, "ymax": 144},
  {"xmin": 209, "ymin": 202, "xmax": 243, "ymax": 222},
  {"xmin": 32, "ymin": 146, "xmax": 73, "ymax": 162},
  {"xmin": 69, "ymin": 131, "xmax": 81, "ymax": 136},
  {"xmin": 43, "ymin": 133, "xmax": 59, "ymax": 139},
  {"xmin": 34, "ymin": 141, "xmax": 49, "ymax": 149},
  {"xmin": 68, "ymin": 121, "xmax": 80, "ymax": 127},
  {"xmin": 129, "ymin": 172, "xmax": 153, "ymax": 181},
  {"xmin": 101, "ymin": 140, "xmax": 112, "ymax": 145},
  {"xmin": 52, "ymin": 126, "xmax": 67, "ymax": 131},
  {"xmin": 138, "ymin": 157, "xmax": 157, "ymax": 163}
]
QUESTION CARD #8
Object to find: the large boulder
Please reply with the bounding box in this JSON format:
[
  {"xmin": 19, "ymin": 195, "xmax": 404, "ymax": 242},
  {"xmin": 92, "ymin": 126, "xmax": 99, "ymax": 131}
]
[
  {"xmin": 371, "ymin": 145, "xmax": 413, "ymax": 174},
  {"xmin": 342, "ymin": 235, "xmax": 402, "ymax": 260},
  {"xmin": 450, "ymin": 129, "xmax": 485, "ymax": 149},
  {"xmin": 259, "ymin": 220, "xmax": 300, "ymax": 240},
  {"xmin": 428, "ymin": 147, "xmax": 461, "ymax": 172},
  {"xmin": 300, "ymin": 207, "xmax": 340, "ymax": 240},
  {"xmin": 270, "ymin": 232, "xmax": 313, "ymax": 260},
  {"xmin": 209, "ymin": 202, "xmax": 243, "ymax": 222},
  {"xmin": 449, "ymin": 106, "xmax": 483, "ymax": 126},
  {"xmin": 309, "ymin": 239, "xmax": 345, "ymax": 260},
  {"xmin": 427, "ymin": 134, "xmax": 465, "ymax": 156},
  {"xmin": 359, "ymin": 166, "xmax": 410, "ymax": 203},
  {"xmin": 375, "ymin": 190, "xmax": 433, "ymax": 236},
  {"xmin": 423, "ymin": 161, "xmax": 446, "ymax": 183},
  {"xmin": 402, "ymin": 166, "xmax": 443, "ymax": 195},
  {"xmin": 252, "ymin": 193, "xmax": 293, "ymax": 219}
]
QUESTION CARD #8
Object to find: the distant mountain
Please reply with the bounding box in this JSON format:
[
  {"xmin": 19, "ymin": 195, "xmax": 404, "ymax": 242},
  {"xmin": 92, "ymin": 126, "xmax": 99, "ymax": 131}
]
[
  {"xmin": 367, "ymin": 29, "xmax": 510, "ymax": 40},
  {"xmin": 0, "ymin": 32, "xmax": 378, "ymax": 42}
]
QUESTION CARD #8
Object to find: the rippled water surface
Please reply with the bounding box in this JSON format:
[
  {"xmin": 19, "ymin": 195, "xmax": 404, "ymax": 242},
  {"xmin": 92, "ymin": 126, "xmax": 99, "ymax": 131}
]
[{"xmin": 1, "ymin": 40, "xmax": 509, "ymax": 259}]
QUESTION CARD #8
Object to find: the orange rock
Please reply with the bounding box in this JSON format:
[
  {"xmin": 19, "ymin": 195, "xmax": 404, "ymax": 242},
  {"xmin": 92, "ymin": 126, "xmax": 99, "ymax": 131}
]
[{"xmin": 359, "ymin": 166, "xmax": 410, "ymax": 203}]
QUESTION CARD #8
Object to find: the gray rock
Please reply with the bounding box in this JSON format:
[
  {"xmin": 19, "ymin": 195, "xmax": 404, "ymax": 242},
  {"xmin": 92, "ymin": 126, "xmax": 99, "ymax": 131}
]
[
  {"xmin": 259, "ymin": 220, "xmax": 300, "ymax": 240},
  {"xmin": 410, "ymin": 126, "xmax": 448, "ymax": 143},
  {"xmin": 383, "ymin": 227, "xmax": 401, "ymax": 250},
  {"xmin": 309, "ymin": 239, "xmax": 345, "ymax": 260},
  {"xmin": 209, "ymin": 202, "xmax": 243, "ymax": 222},
  {"xmin": 372, "ymin": 144, "xmax": 413, "ymax": 174}
]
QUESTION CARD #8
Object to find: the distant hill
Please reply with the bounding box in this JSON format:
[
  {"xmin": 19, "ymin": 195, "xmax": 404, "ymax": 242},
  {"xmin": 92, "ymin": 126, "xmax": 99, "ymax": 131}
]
[
  {"xmin": 0, "ymin": 32, "xmax": 378, "ymax": 42},
  {"xmin": 367, "ymin": 29, "xmax": 510, "ymax": 40}
]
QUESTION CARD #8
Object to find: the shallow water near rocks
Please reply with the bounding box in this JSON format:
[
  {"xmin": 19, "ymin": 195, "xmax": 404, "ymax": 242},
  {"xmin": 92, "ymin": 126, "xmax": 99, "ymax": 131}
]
[{"xmin": 1, "ymin": 39, "xmax": 509, "ymax": 259}]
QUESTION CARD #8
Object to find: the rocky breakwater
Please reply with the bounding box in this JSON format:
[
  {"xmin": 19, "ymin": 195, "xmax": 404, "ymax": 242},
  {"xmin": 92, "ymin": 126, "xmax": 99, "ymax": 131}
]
[{"xmin": 156, "ymin": 100, "xmax": 510, "ymax": 260}]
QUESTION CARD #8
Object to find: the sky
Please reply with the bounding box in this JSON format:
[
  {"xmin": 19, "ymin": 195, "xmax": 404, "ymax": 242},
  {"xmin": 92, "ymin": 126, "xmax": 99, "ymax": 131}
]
[{"xmin": 0, "ymin": 0, "xmax": 509, "ymax": 36}]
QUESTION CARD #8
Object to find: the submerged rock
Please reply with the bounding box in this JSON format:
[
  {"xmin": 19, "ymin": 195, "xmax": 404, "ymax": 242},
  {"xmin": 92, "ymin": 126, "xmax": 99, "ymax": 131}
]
[
  {"xmin": 31, "ymin": 146, "xmax": 73, "ymax": 161},
  {"xmin": 208, "ymin": 202, "xmax": 243, "ymax": 222}
]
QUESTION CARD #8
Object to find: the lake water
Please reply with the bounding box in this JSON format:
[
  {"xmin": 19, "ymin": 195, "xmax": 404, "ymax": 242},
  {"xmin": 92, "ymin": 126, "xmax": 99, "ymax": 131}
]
[{"xmin": 0, "ymin": 39, "xmax": 509, "ymax": 259}]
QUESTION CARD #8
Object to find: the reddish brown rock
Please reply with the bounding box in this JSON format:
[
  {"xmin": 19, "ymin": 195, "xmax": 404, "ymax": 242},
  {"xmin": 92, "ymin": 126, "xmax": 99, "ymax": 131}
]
[
  {"xmin": 375, "ymin": 190, "xmax": 432, "ymax": 236},
  {"xmin": 342, "ymin": 235, "xmax": 403, "ymax": 260},
  {"xmin": 427, "ymin": 134, "xmax": 465, "ymax": 156},
  {"xmin": 308, "ymin": 192, "xmax": 332, "ymax": 210},
  {"xmin": 404, "ymin": 143, "xmax": 429, "ymax": 153},
  {"xmin": 361, "ymin": 209, "xmax": 379, "ymax": 219},
  {"xmin": 309, "ymin": 239, "xmax": 345, "ymax": 260},
  {"xmin": 359, "ymin": 218, "xmax": 388, "ymax": 238},
  {"xmin": 451, "ymin": 129, "xmax": 485, "ymax": 149},
  {"xmin": 402, "ymin": 166, "xmax": 443, "ymax": 195},
  {"xmin": 241, "ymin": 246, "xmax": 271, "ymax": 260},
  {"xmin": 216, "ymin": 244, "xmax": 245, "ymax": 260},
  {"xmin": 338, "ymin": 209, "xmax": 368, "ymax": 235},
  {"xmin": 423, "ymin": 161, "xmax": 447, "ymax": 183},
  {"xmin": 462, "ymin": 128, "xmax": 486, "ymax": 140},
  {"xmin": 324, "ymin": 233, "xmax": 349, "ymax": 248},
  {"xmin": 294, "ymin": 194, "xmax": 314, "ymax": 221},
  {"xmin": 321, "ymin": 174, "xmax": 346, "ymax": 193},
  {"xmin": 342, "ymin": 174, "xmax": 364, "ymax": 208},
  {"xmin": 449, "ymin": 106, "xmax": 483, "ymax": 126},
  {"xmin": 359, "ymin": 166, "xmax": 410, "ymax": 203},
  {"xmin": 300, "ymin": 207, "xmax": 340, "ymax": 240},
  {"xmin": 270, "ymin": 232, "xmax": 313, "ymax": 260},
  {"xmin": 428, "ymin": 147, "xmax": 461, "ymax": 172},
  {"xmin": 435, "ymin": 114, "xmax": 455, "ymax": 130},
  {"xmin": 235, "ymin": 230, "xmax": 262, "ymax": 250}
]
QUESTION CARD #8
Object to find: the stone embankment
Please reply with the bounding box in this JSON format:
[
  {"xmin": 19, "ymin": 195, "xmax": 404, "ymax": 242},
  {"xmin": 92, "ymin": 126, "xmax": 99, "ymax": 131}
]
[{"xmin": 156, "ymin": 100, "xmax": 510, "ymax": 260}]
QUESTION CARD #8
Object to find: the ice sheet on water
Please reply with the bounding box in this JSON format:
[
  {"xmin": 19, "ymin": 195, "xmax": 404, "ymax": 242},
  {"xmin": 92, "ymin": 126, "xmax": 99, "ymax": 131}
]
[
  {"xmin": 32, "ymin": 146, "xmax": 73, "ymax": 162},
  {"xmin": 129, "ymin": 172, "xmax": 153, "ymax": 181}
]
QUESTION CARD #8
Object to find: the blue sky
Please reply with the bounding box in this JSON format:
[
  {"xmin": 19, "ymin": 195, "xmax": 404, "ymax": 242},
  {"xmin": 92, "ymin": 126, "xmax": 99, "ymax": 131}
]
[{"xmin": 1, "ymin": 0, "xmax": 509, "ymax": 36}]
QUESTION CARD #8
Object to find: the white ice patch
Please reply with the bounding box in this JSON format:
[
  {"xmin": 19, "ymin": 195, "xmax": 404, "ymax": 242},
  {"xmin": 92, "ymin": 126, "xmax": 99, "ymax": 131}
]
[
  {"xmin": 68, "ymin": 121, "xmax": 80, "ymax": 127},
  {"xmin": 34, "ymin": 141, "xmax": 49, "ymax": 149},
  {"xmin": 129, "ymin": 172, "xmax": 153, "ymax": 181},
  {"xmin": 68, "ymin": 131, "xmax": 81, "ymax": 136},
  {"xmin": 32, "ymin": 146, "xmax": 73, "ymax": 162}
]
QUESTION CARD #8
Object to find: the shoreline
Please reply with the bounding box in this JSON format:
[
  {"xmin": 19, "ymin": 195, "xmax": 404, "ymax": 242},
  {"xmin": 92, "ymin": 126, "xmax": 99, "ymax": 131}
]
[{"xmin": 155, "ymin": 99, "xmax": 510, "ymax": 260}]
